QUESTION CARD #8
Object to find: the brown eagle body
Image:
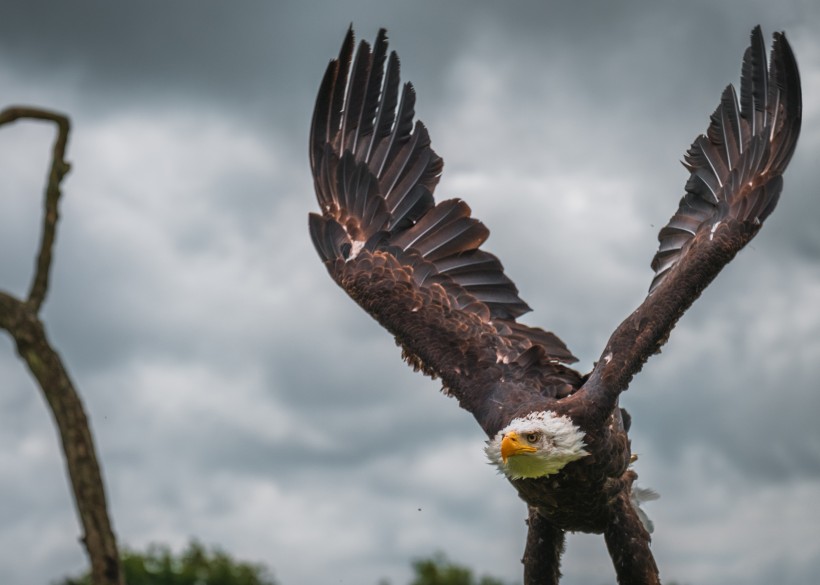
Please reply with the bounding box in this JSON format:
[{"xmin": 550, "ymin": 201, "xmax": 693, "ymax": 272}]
[{"xmin": 307, "ymin": 27, "xmax": 801, "ymax": 585}]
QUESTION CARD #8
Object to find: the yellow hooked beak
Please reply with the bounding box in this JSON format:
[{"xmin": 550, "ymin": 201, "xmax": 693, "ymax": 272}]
[{"xmin": 500, "ymin": 431, "xmax": 537, "ymax": 463}]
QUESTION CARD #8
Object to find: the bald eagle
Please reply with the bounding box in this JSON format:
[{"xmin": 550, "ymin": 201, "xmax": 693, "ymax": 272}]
[{"xmin": 307, "ymin": 26, "xmax": 801, "ymax": 585}]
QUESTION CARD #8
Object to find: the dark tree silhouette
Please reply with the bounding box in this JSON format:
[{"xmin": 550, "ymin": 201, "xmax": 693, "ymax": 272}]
[
  {"xmin": 407, "ymin": 552, "xmax": 509, "ymax": 585},
  {"xmin": 0, "ymin": 107, "xmax": 124, "ymax": 585},
  {"xmin": 58, "ymin": 540, "xmax": 279, "ymax": 585}
]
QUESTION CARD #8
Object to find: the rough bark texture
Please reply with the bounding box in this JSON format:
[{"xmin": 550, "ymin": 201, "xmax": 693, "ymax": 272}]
[{"xmin": 0, "ymin": 107, "xmax": 124, "ymax": 585}]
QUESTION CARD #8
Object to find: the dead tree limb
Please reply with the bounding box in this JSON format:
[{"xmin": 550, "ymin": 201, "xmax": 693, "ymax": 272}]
[{"xmin": 0, "ymin": 107, "xmax": 124, "ymax": 585}]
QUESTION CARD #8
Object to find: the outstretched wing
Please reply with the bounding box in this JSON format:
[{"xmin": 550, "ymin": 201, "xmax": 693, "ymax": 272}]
[
  {"xmin": 579, "ymin": 27, "xmax": 801, "ymax": 411},
  {"xmin": 309, "ymin": 28, "xmax": 580, "ymax": 419}
]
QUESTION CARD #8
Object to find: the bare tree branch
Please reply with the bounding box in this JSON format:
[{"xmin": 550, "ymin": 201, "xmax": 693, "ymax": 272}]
[
  {"xmin": 0, "ymin": 108, "xmax": 124, "ymax": 585},
  {"xmin": 0, "ymin": 106, "xmax": 71, "ymax": 313}
]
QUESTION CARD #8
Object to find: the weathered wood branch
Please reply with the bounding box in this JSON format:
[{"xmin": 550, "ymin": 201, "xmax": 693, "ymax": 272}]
[
  {"xmin": 0, "ymin": 106, "xmax": 71, "ymax": 312},
  {"xmin": 0, "ymin": 107, "xmax": 124, "ymax": 585}
]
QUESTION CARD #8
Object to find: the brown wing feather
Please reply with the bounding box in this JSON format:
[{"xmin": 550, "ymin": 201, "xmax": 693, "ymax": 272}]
[
  {"xmin": 649, "ymin": 27, "xmax": 800, "ymax": 293},
  {"xmin": 308, "ymin": 29, "xmax": 578, "ymax": 412},
  {"xmin": 577, "ymin": 27, "xmax": 801, "ymax": 413}
]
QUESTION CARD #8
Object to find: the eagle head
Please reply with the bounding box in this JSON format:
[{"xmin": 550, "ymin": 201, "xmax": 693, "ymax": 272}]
[{"xmin": 485, "ymin": 411, "xmax": 589, "ymax": 480}]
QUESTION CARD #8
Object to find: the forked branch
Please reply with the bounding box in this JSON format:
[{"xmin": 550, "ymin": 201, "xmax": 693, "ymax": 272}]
[{"xmin": 0, "ymin": 107, "xmax": 124, "ymax": 585}]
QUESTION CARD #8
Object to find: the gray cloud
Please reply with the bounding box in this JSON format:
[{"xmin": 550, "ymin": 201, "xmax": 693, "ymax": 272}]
[{"xmin": 1, "ymin": 2, "xmax": 819, "ymax": 585}]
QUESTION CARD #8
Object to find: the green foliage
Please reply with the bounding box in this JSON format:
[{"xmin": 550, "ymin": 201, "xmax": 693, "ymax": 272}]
[
  {"xmin": 57, "ymin": 540, "xmax": 277, "ymax": 585},
  {"xmin": 407, "ymin": 552, "xmax": 510, "ymax": 585},
  {"xmin": 58, "ymin": 543, "xmax": 512, "ymax": 585}
]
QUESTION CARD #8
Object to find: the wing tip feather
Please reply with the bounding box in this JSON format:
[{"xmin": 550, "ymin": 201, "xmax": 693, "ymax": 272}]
[{"xmin": 648, "ymin": 25, "xmax": 801, "ymax": 293}]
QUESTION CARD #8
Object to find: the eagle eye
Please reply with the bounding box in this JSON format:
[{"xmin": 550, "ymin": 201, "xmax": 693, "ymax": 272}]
[{"xmin": 525, "ymin": 432, "xmax": 540, "ymax": 444}]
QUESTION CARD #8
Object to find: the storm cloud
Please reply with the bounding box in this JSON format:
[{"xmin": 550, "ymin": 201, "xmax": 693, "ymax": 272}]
[{"xmin": 1, "ymin": 1, "xmax": 819, "ymax": 584}]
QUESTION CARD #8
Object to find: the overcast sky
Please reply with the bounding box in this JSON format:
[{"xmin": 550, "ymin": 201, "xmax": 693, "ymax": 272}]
[{"xmin": 1, "ymin": 2, "xmax": 819, "ymax": 584}]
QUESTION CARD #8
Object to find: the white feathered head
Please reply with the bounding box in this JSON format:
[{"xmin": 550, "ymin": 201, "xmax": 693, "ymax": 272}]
[{"xmin": 485, "ymin": 411, "xmax": 589, "ymax": 479}]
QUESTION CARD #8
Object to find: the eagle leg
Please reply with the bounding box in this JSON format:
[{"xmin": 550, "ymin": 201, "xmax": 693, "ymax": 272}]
[
  {"xmin": 604, "ymin": 491, "xmax": 661, "ymax": 585},
  {"xmin": 522, "ymin": 506, "xmax": 565, "ymax": 585}
]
